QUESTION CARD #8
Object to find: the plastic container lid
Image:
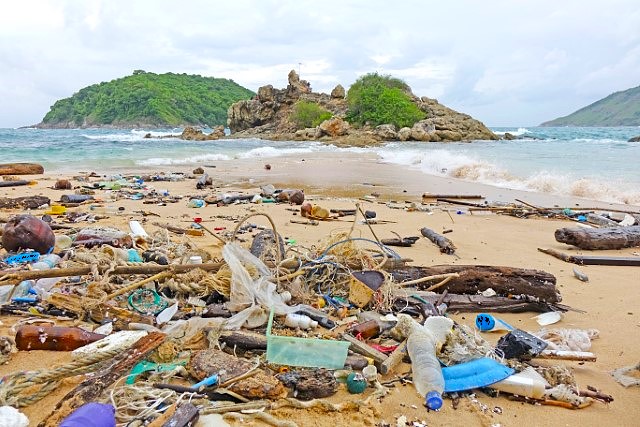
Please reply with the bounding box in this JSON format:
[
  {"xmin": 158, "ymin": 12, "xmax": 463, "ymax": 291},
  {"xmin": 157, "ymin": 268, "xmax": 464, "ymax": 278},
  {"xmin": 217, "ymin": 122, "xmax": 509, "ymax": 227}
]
[{"xmin": 425, "ymin": 390, "xmax": 443, "ymax": 410}]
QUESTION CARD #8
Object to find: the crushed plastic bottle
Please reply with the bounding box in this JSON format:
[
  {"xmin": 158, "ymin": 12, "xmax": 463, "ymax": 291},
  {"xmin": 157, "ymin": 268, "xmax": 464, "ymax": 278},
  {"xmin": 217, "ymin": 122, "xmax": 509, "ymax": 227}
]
[
  {"xmin": 396, "ymin": 314, "xmax": 454, "ymax": 410},
  {"xmin": 31, "ymin": 254, "xmax": 61, "ymax": 270}
]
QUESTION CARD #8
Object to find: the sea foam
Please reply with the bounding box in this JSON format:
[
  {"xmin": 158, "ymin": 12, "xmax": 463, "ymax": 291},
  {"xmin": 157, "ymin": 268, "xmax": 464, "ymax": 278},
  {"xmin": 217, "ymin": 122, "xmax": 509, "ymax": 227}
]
[{"xmin": 375, "ymin": 145, "xmax": 640, "ymax": 205}]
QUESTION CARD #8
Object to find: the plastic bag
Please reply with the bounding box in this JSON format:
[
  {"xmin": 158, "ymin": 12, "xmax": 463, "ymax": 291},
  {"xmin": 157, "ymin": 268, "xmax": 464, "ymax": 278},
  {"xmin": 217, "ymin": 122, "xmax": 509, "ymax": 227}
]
[
  {"xmin": 533, "ymin": 328, "xmax": 599, "ymax": 351},
  {"xmin": 222, "ymin": 243, "xmax": 306, "ymax": 329}
]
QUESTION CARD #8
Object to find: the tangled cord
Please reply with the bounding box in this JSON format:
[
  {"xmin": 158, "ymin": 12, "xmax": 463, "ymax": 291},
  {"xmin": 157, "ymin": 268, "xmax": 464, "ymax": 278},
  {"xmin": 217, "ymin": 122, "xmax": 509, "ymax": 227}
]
[{"xmin": 0, "ymin": 347, "xmax": 122, "ymax": 407}]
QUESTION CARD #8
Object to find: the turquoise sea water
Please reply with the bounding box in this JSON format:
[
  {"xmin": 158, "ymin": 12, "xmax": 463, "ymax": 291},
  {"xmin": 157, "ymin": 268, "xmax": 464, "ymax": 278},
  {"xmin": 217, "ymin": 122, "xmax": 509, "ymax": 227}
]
[{"xmin": 0, "ymin": 126, "xmax": 639, "ymax": 204}]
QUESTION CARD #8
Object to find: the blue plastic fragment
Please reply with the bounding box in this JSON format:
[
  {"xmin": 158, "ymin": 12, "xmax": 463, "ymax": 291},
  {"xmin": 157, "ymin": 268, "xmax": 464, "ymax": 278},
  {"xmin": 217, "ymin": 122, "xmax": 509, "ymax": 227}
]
[
  {"xmin": 442, "ymin": 357, "xmax": 514, "ymax": 393},
  {"xmin": 5, "ymin": 252, "xmax": 40, "ymax": 265},
  {"xmin": 192, "ymin": 373, "xmax": 219, "ymax": 389}
]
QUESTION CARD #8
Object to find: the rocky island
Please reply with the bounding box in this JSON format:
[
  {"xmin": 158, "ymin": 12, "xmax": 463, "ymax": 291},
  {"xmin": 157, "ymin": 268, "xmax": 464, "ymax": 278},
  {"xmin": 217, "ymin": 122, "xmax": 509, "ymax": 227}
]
[{"xmin": 227, "ymin": 70, "xmax": 497, "ymax": 143}]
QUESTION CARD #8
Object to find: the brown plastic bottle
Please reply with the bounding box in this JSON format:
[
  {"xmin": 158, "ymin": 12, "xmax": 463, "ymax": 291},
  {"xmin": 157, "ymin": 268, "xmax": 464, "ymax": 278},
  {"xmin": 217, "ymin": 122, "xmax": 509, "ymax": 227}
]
[
  {"xmin": 348, "ymin": 320, "xmax": 381, "ymax": 340},
  {"xmin": 15, "ymin": 325, "xmax": 106, "ymax": 351}
]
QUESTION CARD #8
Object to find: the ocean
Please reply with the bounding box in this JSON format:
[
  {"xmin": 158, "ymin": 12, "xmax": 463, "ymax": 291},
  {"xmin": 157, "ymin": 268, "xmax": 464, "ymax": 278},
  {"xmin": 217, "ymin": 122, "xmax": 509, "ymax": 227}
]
[{"xmin": 1, "ymin": 127, "xmax": 639, "ymax": 205}]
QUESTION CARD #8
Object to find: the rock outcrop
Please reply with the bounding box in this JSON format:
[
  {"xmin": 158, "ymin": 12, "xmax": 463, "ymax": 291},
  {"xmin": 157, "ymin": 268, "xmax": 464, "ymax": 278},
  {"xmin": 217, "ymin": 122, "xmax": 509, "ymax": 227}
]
[
  {"xmin": 228, "ymin": 71, "xmax": 348, "ymax": 136},
  {"xmin": 180, "ymin": 126, "xmax": 225, "ymax": 141},
  {"xmin": 227, "ymin": 70, "xmax": 497, "ymax": 143},
  {"xmin": 629, "ymin": 135, "xmax": 640, "ymax": 142}
]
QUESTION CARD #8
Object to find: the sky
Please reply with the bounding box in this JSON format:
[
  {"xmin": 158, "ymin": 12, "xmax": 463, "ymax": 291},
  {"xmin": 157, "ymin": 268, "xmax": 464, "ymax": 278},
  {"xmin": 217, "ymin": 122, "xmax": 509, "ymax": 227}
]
[{"xmin": 1, "ymin": 0, "xmax": 639, "ymax": 128}]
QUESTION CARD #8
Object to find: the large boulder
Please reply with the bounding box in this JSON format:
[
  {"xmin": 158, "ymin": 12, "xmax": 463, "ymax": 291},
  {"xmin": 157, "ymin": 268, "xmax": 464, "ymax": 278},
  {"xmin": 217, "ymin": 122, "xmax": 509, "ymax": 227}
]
[
  {"xmin": 629, "ymin": 135, "xmax": 640, "ymax": 142},
  {"xmin": 398, "ymin": 127, "xmax": 412, "ymax": 141},
  {"xmin": 257, "ymin": 85, "xmax": 276, "ymax": 102},
  {"xmin": 410, "ymin": 120, "xmax": 436, "ymax": 141},
  {"xmin": 319, "ymin": 117, "xmax": 350, "ymax": 137},
  {"xmin": 331, "ymin": 84, "xmax": 345, "ymax": 99},
  {"xmin": 227, "ymin": 99, "xmax": 276, "ymax": 132},
  {"xmin": 286, "ymin": 70, "xmax": 311, "ymax": 99},
  {"xmin": 417, "ymin": 97, "xmax": 497, "ymax": 141},
  {"xmin": 374, "ymin": 124, "xmax": 398, "ymax": 140},
  {"xmin": 180, "ymin": 126, "xmax": 223, "ymax": 141}
]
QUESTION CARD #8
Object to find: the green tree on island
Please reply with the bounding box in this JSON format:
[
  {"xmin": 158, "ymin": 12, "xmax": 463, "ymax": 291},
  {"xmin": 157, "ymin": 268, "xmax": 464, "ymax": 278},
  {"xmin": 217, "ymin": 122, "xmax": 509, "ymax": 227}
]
[
  {"xmin": 290, "ymin": 100, "xmax": 333, "ymax": 129},
  {"xmin": 346, "ymin": 73, "xmax": 425, "ymax": 129},
  {"xmin": 41, "ymin": 71, "xmax": 255, "ymax": 128}
]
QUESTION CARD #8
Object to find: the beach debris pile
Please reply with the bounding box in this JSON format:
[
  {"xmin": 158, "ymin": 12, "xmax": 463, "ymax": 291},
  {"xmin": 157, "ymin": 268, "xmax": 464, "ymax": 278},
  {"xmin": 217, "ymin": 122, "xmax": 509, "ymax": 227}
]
[{"xmin": 0, "ymin": 176, "xmax": 628, "ymax": 426}]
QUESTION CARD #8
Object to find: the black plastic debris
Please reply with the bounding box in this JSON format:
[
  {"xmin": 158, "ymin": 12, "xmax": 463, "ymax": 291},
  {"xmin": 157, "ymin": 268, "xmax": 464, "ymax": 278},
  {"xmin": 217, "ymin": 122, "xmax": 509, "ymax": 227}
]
[{"xmin": 496, "ymin": 329, "xmax": 548, "ymax": 360}]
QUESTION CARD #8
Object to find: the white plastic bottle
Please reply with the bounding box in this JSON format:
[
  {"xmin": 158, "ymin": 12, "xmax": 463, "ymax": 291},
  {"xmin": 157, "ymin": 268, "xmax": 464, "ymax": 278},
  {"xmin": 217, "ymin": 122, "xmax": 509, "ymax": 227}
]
[
  {"xmin": 285, "ymin": 313, "xmax": 318, "ymax": 329},
  {"xmin": 398, "ymin": 314, "xmax": 454, "ymax": 410},
  {"xmin": 490, "ymin": 367, "xmax": 547, "ymax": 398},
  {"xmin": 31, "ymin": 254, "xmax": 61, "ymax": 270}
]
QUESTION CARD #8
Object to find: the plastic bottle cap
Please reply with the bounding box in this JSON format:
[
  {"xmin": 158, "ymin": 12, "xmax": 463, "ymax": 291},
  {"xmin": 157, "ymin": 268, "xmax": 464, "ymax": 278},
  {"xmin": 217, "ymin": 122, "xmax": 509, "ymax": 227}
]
[
  {"xmin": 475, "ymin": 313, "xmax": 496, "ymax": 331},
  {"xmin": 425, "ymin": 390, "xmax": 443, "ymax": 410},
  {"xmin": 189, "ymin": 255, "xmax": 203, "ymax": 264}
]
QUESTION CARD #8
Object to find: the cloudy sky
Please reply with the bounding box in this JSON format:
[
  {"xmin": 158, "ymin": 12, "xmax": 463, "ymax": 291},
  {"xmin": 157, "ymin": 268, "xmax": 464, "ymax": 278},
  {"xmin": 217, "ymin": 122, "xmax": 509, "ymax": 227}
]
[{"xmin": 1, "ymin": 0, "xmax": 639, "ymax": 128}]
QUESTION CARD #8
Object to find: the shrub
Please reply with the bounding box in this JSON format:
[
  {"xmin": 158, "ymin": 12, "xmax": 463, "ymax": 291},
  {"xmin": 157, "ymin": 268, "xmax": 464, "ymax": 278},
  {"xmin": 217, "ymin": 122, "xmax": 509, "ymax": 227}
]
[
  {"xmin": 346, "ymin": 73, "xmax": 424, "ymax": 128},
  {"xmin": 290, "ymin": 100, "xmax": 332, "ymax": 129}
]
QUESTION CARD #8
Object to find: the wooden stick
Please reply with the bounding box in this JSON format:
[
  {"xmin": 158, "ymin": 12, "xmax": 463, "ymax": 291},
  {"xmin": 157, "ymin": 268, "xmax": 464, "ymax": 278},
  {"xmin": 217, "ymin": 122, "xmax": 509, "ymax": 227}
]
[
  {"xmin": 536, "ymin": 350, "xmax": 597, "ymax": 362},
  {"xmin": 424, "ymin": 274, "xmax": 456, "ymax": 292},
  {"xmin": 420, "ymin": 227, "xmax": 456, "ymax": 254},
  {"xmin": 538, "ymin": 248, "xmax": 640, "ymax": 266},
  {"xmin": 423, "ymin": 193, "xmax": 484, "ymax": 199},
  {"xmin": 398, "ymin": 273, "xmax": 459, "ymax": 288},
  {"xmin": 0, "ymin": 262, "xmax": 225, "ymax": 284},
  {"xmin": 436, "ymin": 198, "xmax": 486, "ymax": 207},
  {"xmin": 379, "ymin": 340, "xmax": 407, "ymax": 375},
  {"xmin": 104, "ymin": 271, "xmax": 171, "ymax": 300},
  {"xmin": 341, "ymin": 333, "xmax": 388, "ymax": 368}
]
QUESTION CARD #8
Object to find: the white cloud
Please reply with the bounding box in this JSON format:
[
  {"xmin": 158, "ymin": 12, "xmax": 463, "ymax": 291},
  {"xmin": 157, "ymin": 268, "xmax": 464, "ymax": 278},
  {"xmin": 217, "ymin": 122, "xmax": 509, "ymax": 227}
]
[{"xmin": 0, "ymin": 0, "xmax": 638, "ymax": 127}]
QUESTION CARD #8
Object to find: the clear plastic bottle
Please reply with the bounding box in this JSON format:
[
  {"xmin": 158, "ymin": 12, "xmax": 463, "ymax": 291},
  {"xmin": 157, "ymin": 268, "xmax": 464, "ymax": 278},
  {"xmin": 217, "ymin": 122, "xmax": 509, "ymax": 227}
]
[
  {"xmin": 31, "ymin": 254, "xmax": 61, "ymax": 270},
  {"xmin": 399, "ymin": 314, "xmax": 454, "ymax": 410}
]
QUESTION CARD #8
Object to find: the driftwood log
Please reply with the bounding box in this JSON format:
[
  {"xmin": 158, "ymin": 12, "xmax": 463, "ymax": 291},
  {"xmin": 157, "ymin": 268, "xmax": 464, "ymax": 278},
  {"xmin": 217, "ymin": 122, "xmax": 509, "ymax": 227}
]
[
  {"xmin": 420, "ymin": 227, "xmax": 456, "ymax": 254},
  {"xmin": 0, "ymin": 163, "xmax": 44, "ymax": 175},
  {"xmin": 401, "ymin": 291, "xmax": 569, "ymax": 313},
  {"xmin": 555, "ymin": 226, "xmax": 640, "ymax": 250},
  {"xmin": 538, "ymin": 248, "xmax": 640, "ymax": 266},
  {"xmin": 39, "ymin": 332, "xmax": 166, "ymax": 427},
  {"xmin": 0, "ymin": 196, "xmax": 50, "ymax": 210},
  {"xmin": 392, "ymin": 265, "xmax": 560, "ymax": 303}
]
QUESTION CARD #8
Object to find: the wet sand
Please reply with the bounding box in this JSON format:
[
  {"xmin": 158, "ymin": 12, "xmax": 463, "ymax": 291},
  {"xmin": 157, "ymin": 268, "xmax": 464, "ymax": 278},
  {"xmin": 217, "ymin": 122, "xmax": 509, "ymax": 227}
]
[{"xmin": 1, "ymin": 153, "xmax": 639, "ymax": 426}]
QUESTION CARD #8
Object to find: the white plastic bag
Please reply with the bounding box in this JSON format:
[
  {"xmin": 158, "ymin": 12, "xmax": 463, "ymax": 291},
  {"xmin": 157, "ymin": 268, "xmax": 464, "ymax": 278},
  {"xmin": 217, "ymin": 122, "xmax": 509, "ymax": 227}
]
[{"xmin": 222, "ymin": 243, "xmax": 305, "ymax": 329}]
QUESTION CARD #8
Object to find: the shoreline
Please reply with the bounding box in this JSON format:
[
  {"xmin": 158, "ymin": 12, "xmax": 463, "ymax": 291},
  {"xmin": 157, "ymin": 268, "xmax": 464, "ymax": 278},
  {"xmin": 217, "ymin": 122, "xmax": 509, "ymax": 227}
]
[{"xmin": 42, "ymin": 151, "xmax": 640, "ymax": 212}]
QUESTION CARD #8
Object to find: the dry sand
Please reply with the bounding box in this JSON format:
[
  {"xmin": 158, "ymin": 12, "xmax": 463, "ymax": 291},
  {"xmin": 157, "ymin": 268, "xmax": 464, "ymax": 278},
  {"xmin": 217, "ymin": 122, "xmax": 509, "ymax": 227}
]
[{"xmin": 1, "ymin": 153, "xmax": 639, "ymax": 426}]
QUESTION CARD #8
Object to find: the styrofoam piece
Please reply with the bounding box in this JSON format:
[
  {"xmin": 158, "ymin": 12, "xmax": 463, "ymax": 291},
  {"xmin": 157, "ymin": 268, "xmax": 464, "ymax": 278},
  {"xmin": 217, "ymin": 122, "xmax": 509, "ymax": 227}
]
[
  {"xmin": 156, "ymin": 303, "xmax": 179, "ymax": 325},
  {"xmin": 533, "ymin": 311, "xmax": 562, "ymax": 326},
  {"xmin": 72, "ymin": 330, "xmax": 148, "ymax": 359}
]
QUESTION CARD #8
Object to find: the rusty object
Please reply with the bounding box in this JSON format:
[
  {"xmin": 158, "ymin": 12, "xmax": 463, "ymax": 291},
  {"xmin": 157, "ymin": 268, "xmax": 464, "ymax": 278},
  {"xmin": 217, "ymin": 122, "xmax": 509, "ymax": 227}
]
[
  {"xmin": 54, "ymin": 179, "xmax": 72, "ymax": 190},
  {"xmin": 2, "ymin": 214, "xmax": 55, "ymax": 254}
]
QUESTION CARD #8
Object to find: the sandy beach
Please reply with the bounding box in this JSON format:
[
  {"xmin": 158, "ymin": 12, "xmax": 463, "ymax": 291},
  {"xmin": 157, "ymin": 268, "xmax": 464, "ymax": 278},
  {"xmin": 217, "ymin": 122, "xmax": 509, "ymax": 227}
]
[{"xmin": 1, "ymin": 153, "xmax": 639, "ymax": 427}]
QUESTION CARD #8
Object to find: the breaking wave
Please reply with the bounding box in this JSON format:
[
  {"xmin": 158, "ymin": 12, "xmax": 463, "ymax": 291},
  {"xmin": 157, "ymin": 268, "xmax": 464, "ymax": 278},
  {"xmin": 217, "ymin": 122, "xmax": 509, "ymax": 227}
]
[
  {"xmin": 375, "ymin": 147, "xmax": 640, "ymax": 205},
  {"xmin": 492, "ymin": 127, "xmax": 529, "ymax": 136},
  {"xmin": 136, "ymin": 153, "xmax": 231, "ymax": 165},
  {"xmin": 82, "ymin": 129, "xmax": 180, "ymax": 141}
]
